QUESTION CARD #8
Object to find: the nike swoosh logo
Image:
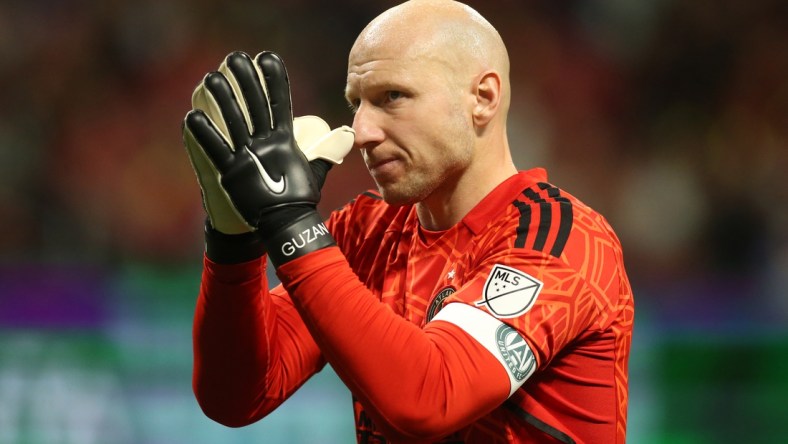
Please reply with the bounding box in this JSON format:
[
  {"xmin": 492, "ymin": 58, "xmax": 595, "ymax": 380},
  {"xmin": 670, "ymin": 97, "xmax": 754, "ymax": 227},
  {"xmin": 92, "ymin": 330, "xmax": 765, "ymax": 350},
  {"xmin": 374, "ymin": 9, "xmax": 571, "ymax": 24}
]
[{"xmin": 246, "ymin": 147, "xmax": 285, "ymax": 194}]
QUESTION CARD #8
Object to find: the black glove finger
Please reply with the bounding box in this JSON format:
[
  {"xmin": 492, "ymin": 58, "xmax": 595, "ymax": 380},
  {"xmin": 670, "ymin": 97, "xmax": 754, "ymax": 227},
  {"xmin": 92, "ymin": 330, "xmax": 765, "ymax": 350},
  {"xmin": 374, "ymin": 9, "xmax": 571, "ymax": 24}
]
[
  {"xmin": 204, "ymin": 71, "xmax": 251, "ymax": 150},
  {"xmin": 225, "ymin": 51, "xmax": 272, "ymax": 137},
  {"xmin": 254, "ymin": 52, "xmax": 293, "ymax": 132},
  {"xmin": 185, "ymin": 110, "xmax": 235, "ymax": 172},
  {"xmin": 309, "ymin": 159, "xmax": 333, "ymax": 191}
]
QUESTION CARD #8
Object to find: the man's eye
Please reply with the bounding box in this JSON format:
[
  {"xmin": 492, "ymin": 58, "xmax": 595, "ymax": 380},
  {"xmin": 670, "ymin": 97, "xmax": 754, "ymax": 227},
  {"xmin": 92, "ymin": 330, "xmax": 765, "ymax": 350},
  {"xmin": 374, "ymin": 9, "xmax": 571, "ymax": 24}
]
[{"xmin": 386, "ymin": 91, "xmax": 403, "ymax": 101}]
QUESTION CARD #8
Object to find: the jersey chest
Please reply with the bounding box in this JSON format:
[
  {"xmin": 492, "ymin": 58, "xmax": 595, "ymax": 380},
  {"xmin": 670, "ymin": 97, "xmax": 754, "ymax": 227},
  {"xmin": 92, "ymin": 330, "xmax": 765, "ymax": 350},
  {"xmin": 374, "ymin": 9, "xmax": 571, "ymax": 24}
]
[{"xmin": 353, "ymin": 224, "xmax": 478, "ymax": 328}]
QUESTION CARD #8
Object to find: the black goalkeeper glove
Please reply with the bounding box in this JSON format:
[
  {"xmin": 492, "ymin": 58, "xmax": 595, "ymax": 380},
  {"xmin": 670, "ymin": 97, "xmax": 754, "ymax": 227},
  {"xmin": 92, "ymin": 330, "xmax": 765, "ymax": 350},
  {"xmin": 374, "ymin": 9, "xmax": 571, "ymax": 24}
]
[{"xmin": 182, "ymin": 51, "xmax": 353, "ymax": 265}]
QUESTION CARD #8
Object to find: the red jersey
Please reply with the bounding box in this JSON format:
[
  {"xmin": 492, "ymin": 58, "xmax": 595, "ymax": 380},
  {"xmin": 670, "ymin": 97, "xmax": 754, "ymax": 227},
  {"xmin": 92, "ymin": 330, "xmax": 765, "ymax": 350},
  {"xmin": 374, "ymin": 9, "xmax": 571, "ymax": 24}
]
[{"xmin": 192, "ymin": 168, "xmax": 634, "ymax": 443}]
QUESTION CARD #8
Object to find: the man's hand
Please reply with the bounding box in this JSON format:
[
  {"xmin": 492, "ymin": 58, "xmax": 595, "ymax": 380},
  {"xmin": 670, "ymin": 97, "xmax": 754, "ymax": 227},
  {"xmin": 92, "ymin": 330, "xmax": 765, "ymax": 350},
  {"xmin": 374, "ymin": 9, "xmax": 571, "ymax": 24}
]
[
  {"xmin": 183, "ymin": 51, "xmax": 353, "ymax": 227},
  {"xmin": 182, "ymin": 51, "xmax": 353, "ymax": 264}
]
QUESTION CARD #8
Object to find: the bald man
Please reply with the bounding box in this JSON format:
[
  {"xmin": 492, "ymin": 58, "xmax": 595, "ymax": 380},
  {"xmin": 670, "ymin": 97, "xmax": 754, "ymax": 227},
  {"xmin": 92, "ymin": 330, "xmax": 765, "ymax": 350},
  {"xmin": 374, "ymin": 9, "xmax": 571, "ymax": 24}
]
[{"xmin": 186, "ymin": 1, "xmax": 634, "ymax": 443}]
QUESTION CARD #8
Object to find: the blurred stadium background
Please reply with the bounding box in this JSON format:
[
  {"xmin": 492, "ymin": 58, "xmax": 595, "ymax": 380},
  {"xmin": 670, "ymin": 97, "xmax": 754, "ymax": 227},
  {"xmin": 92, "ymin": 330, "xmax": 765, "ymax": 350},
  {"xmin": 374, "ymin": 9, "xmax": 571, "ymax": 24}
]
[{"xmin": 0, "ymin": 0, "xmax": 786, "ymax": 442}]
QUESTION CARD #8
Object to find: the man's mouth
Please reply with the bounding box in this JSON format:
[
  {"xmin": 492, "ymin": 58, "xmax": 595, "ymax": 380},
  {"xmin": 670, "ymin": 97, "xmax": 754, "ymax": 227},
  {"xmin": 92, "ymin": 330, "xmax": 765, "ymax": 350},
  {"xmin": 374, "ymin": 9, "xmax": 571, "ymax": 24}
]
[{"xmin": 366, "ymin": 157, "xmax": 402, "ymax": 180}]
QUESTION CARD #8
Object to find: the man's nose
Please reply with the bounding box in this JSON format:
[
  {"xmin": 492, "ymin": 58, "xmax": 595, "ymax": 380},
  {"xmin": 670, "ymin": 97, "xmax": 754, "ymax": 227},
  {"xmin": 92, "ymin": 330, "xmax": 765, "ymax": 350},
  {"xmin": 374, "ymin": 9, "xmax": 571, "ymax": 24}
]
[{"xmin": 351, "ymin": 104, "xmax": 385, "ymax": 149}]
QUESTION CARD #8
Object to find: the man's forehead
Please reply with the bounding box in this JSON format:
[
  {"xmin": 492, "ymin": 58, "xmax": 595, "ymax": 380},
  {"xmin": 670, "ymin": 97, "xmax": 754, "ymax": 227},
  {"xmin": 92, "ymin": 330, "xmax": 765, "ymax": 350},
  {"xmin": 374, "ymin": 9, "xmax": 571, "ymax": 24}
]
[
  {"xmin": 349, "ymin": 35, "xmax": 415, "ymax": 68},
  {"xmin": 345, "ymin": 60, "xmax": 410, "ymax": 95},
  {"xmin": 347, "ymin": 57, "xmax": 409, "ymax": 77}
]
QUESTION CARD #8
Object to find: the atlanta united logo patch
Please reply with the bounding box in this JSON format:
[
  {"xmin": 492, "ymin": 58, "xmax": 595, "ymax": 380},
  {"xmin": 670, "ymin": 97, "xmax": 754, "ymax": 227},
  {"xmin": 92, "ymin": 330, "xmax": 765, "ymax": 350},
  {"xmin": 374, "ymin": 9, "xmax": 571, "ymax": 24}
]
[
  {"xmin": 474, "ymin": 264, "xmax": 542, "ymax": 318},
  {"xmin": 495, "ymin": 324, "xmax": 535, "ymax": 381},
  {"xmin": 426, "ymin": 286, "xmax": 455, "ymax": 322}
]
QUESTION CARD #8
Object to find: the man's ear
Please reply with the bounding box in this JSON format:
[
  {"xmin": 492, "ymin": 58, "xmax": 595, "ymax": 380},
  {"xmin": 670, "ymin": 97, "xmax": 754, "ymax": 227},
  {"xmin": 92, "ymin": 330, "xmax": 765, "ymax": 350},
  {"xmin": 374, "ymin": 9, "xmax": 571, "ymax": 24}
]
[{"xmin": 472, "ymin": 70, "xmax": 502, "ymax": 126}]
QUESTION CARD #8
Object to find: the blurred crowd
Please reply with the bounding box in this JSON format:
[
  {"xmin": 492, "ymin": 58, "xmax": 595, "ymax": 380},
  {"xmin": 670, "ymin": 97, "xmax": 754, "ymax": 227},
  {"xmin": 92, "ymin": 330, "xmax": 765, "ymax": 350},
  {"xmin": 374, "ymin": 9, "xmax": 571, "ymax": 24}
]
[{"xmin": 0, "ymin": 0, "xmax": 786, "ymax": 328}]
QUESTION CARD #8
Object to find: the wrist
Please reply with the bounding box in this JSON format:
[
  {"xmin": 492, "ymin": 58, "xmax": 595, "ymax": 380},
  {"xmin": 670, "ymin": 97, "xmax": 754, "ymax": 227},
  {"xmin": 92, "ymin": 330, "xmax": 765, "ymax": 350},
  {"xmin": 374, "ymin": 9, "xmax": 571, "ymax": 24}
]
[
  {"xmin": 204, "ymin": 220, "xmax": 266, "ymax": 264},
  {"xmin": 263, "ymin": 211, "xmax": 336, "ymax": 267}
]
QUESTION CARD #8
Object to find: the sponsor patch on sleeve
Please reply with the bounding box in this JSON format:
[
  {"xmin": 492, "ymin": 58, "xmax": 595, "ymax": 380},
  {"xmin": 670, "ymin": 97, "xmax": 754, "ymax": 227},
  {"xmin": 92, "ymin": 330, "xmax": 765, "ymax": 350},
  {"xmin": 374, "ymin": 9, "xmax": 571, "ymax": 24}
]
[{"xmin": 474, "ymin": 264, "xmax": 542, "ymax": 319}]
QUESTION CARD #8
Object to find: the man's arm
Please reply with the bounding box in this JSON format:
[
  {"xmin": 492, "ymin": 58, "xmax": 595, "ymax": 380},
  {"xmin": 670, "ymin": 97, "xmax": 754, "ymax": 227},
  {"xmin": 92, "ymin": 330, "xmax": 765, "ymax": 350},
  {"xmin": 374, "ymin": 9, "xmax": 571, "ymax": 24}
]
[
  {"xmin": 277, "ymin": 248, "xmax": 515, "ymax": 441},
  {"xmin": 183, "ymin": 51, "xmax": 354, "ymax": 426},
  {"xmin": 192, "ymin": 255, "xmax": 325, "ymax": 427}
]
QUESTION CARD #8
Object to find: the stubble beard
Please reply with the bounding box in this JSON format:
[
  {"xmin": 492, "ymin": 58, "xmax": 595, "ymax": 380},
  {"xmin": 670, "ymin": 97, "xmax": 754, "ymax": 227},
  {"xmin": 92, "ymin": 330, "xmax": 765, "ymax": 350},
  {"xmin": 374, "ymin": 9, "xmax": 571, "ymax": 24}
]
[{"xmin": 374, "ymin": 108, "xmax": 474, "ymax": 207}]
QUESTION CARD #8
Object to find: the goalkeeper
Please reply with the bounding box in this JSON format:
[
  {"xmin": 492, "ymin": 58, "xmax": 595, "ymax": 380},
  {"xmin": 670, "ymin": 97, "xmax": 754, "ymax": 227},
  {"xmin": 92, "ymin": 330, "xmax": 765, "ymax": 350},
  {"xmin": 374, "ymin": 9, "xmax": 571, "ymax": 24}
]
[{"xmin": 183, "ymin": 1, "xmax": 634, "ymax": 443}]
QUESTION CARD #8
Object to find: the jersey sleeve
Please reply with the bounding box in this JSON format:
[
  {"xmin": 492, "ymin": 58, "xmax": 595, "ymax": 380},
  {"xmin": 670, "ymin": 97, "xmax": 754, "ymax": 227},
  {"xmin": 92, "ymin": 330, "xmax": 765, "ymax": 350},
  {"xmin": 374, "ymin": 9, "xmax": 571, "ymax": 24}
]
[
  {"xmin": 276, "ymin": 247, "xmax": 514, "ymax": 441},
  {"xmin": 192, "ymin": 191, "xmax": 389, "ymax": 427},
  {"xmin": 434, "ymin": 245, "xmax": 613, "ymax": 387},
  {"xmin": 192, "ymin": 255, "xmax": 326, "ymax": 427}
]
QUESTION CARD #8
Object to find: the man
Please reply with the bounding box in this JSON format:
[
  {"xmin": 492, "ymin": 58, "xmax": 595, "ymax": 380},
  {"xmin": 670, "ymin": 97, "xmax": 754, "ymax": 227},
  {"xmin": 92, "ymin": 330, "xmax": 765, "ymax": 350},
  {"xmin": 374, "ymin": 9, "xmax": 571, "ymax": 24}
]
[{"xmin": 183, "ymin": 1, "xmax": 634, "ymax": 443}]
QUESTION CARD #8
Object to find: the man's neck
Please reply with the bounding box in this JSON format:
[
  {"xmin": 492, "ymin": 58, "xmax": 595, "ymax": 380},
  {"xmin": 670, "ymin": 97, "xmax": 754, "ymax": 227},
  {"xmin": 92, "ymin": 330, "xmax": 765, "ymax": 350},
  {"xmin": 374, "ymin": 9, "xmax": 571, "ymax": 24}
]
[{"xmin": 416, "ymin": 159, "xmax": 517, "ymax": 231}]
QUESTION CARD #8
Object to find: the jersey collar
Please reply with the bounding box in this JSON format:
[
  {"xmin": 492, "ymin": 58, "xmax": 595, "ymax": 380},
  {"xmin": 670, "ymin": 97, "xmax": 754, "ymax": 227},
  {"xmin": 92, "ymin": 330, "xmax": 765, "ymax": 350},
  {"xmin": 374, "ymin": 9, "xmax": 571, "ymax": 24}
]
[{"xmin": 461, "ymin": 168, "xmax": 548, "ymax": 236}]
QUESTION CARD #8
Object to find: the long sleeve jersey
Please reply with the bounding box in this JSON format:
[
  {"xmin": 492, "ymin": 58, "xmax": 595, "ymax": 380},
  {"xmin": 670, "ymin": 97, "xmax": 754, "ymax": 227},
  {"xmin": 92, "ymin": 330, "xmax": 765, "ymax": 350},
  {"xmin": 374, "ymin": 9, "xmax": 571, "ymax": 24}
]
[{"xmin": 193, "ymin": 168, "xmax": 634, "ymax": 443}]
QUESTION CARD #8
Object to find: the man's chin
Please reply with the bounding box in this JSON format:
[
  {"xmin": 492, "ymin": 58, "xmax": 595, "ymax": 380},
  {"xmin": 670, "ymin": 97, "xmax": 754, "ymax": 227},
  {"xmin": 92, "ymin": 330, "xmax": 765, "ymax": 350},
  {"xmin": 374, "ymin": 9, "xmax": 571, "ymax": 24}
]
[{"xmin": 375, "ymin": 183, "xmax": 418, "ymax": 207}]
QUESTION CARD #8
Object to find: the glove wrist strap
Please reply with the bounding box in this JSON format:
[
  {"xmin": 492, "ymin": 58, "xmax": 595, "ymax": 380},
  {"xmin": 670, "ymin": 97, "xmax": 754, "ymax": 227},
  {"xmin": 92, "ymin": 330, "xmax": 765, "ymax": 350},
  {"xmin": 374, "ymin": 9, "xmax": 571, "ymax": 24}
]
[
  {"xmin": 204, "ymin": 221, "xmax": 266, "ymax": 264},
  {"xmin": 264, "ymin": 211, "xmax": 335, "ymax": 267}
]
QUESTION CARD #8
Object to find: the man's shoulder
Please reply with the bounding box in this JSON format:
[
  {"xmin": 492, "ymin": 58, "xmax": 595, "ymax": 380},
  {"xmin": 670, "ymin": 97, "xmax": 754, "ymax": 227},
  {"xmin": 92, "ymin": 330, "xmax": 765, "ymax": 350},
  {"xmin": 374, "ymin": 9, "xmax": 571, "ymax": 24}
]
[{"xmin": 473, "ymin": 176, "xmax": 622, "ymax": 265}]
